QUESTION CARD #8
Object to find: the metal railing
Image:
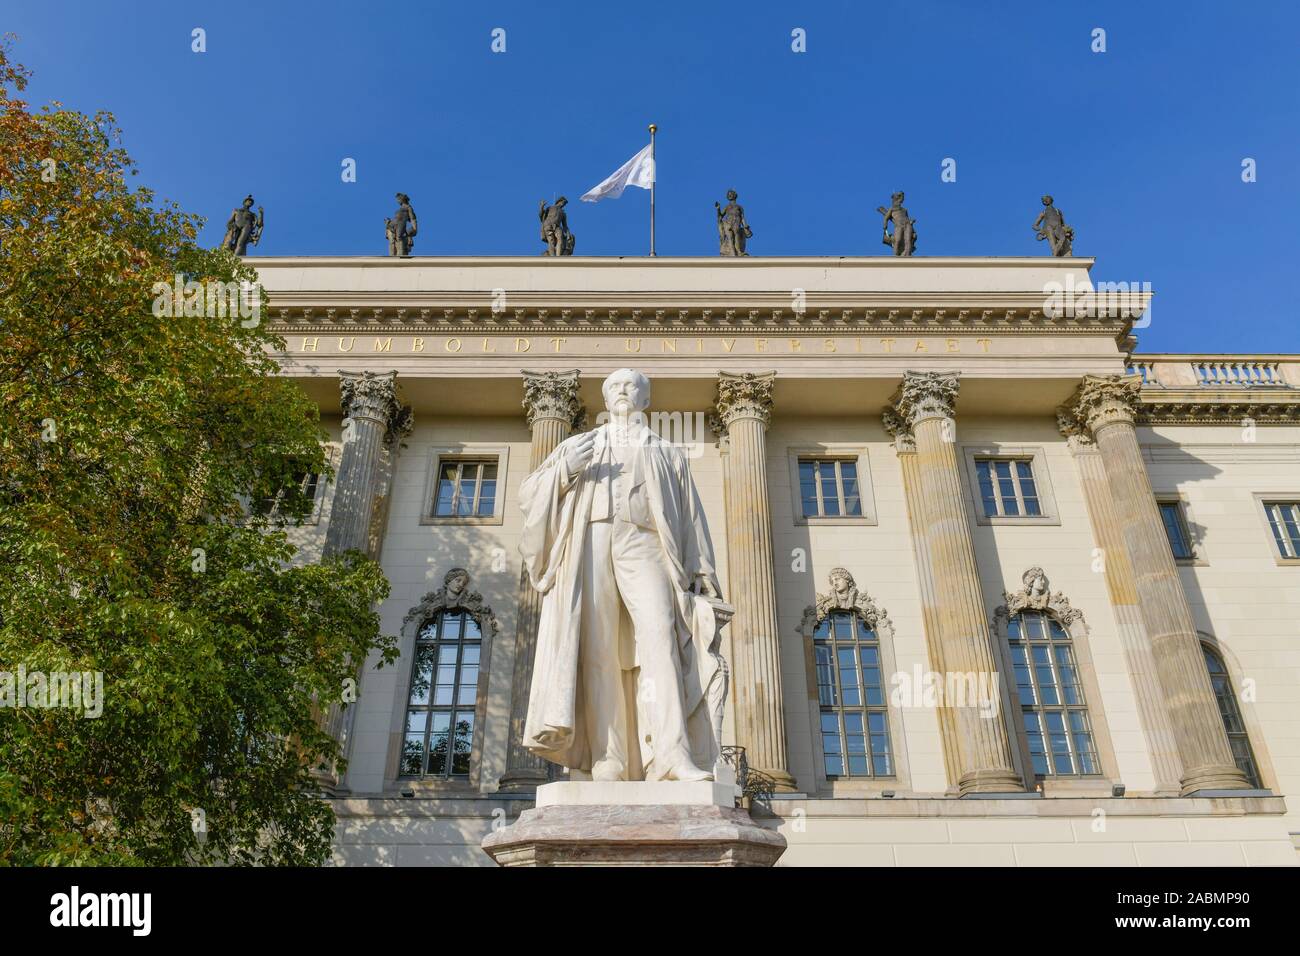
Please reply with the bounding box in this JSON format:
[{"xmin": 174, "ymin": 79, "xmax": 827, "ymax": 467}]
[{"xmin": 720, "ymin": 745, "xmax": 776, "ymax": 810}]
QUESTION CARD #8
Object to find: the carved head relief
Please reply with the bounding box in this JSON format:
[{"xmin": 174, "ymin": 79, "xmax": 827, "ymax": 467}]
[{"xmin": 403, "ymin": 568, "xmax": 499, "ymax": 636}]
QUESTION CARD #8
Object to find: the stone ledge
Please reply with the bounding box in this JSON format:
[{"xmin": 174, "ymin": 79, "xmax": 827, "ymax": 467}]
[
  {"xmin": 763, "ymin": 794, "xmax": 1288, "ymax": 819},
  {"xmin": 481, "ymin": 803, "xmax": 787, "ymax": 867}
]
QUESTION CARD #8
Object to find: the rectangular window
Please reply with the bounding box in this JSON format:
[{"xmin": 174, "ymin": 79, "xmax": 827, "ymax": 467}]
[
  {"xmin": 253, "ymin": 466, "xmax": 321, "ymax": 520},
  {"xmin": 798, "ymin": 458, "xmax": 863, "ymax": 519},
  {"xmin": 1158, "ymin": 500, "xmax": 1194, "ymax": 560},
  {"xmin": 1263, "ymin": 501, "xmax": 1300, "ymax": 559},
  {"xmin": 975, "ymin": 458, "xmax": 1041, "ymax": 518},
  {"xmin": 433, "ymin": 458, "xmax": 498, "ymax": 518}
]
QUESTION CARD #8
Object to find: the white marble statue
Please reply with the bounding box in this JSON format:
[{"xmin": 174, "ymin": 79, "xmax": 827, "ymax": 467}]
[{"xmin": 519, "ymin": 368, "xmax": 726, "ymax": 782}]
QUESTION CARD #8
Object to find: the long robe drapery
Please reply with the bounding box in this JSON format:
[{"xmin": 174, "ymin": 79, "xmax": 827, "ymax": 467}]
[{"xmin": 519, "ymin": 423, "xmax": 724, "ymax": 775}]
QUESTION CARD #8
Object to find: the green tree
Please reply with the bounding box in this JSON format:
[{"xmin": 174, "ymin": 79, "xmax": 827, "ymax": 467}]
[{"xmin": 0, "ymin": 38, "xmax": 396, "ymax": 866}]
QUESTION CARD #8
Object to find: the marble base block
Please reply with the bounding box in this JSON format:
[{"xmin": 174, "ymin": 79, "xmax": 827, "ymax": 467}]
[{"xmin": 481, "ymin": 781, "xmax": 787, "ymax": 867}]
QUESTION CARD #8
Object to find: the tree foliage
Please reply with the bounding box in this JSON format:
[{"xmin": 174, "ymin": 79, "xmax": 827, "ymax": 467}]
[{"xmin": 0, "ymin": 37, "xmax": 396, "ymax": 865}]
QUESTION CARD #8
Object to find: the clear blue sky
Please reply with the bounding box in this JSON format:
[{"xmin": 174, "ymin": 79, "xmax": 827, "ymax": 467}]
[{"xmin": 8, "ymin": 0, "xmax": 1299, "ymax": 353}]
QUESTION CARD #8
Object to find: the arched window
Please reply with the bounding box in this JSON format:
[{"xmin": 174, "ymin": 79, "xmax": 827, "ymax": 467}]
[
  {"xmin": 1202, "ymin": 643, "xmax": 1261, "ymax": 788},
  {"xmin": 1007, "ymin": 610, "xmax": 1099, "ymax": 777},
  {"xmin": 813, "ymin": 610, "xmax": 893, "ymax": 779},
  {"xmin": 401, "ymin": 610, "xmax": 481, "ymax": 778}
]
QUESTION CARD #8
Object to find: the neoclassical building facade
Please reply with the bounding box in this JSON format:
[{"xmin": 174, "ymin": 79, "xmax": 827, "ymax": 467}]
[{"xmin": 256, "ymin": 256, "xmax": 1299, "ymax": 866}]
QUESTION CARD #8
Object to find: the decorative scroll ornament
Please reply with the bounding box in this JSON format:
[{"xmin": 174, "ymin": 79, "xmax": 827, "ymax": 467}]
[
  {"xmin": 880, "ymin": 406, "xmax": 915, "ymax": 453},
  {"xmin": 1064, "ymin": 374, "xmax": 1141, "ymax": 436},
  {"xmin": 338, "ymin": 370, "xmax": 411, "ymax": 444},
  {"xmin": 713, "ymin": 370, "xmax": 776, "ymax": 433},
  {"xmin": 799, "ymin": 568, "xmax": 891, "ymax": 633},
  {"xmin": 888, "ymin": 370, "xmax": 960, "ymax": 428},
  {"xmin": 995, "ymin": 567, "xmax": 1083, "ymax": 627},
  {"xmin": 402, "ymin": 567, "xmax": 500, "ymax": 636},
  {"xmin": 521, "ymin": 369, "xmax": 585, "ymax": 430}
]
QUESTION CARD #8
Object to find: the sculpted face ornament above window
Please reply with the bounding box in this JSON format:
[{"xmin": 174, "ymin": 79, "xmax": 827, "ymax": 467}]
[
  {"xmin": 996, "ymin": 567, "xmax": 1083, "ymax": 628},
  {"xmin": 402, "ymin": 568, "xmax": 500, "ymax": 637},
  {"xmin": 799, "ymin": 568, "xmax": 891, "ymax": 634}
]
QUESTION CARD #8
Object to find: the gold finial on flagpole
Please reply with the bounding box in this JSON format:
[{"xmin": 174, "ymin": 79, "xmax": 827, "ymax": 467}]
[{"xmin": 648, "ymin": 123, "xmax": 657, "ymax": 134}]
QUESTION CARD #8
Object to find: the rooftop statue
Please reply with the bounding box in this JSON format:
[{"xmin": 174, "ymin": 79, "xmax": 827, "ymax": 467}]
[
  {"xmin": 877, "ymin": 191, "xmax": 916, "ymax": 256},
  {"xmin": 385, "ymin": 192, "xmax": 417, "ymax": 256},
  {"xmin": 221, "ymin": 195, "xmax": 264, "ymax": 256},
  {"xmin": 539, "ymin": 197, "xmax": 575, "ymax": 256},
  {"xmin": 715, "ymin": 189, "xmax": 752, "ymax": 256},
  {"xmin": 1033, "ymin": 195, "xmax": 1074, "ymax": 256}
]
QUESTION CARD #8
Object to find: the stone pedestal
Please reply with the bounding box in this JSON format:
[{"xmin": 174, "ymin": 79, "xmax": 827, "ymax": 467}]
[{"xmin": 481, "ymin": 781, "xmax": 787, "ymax": 867}]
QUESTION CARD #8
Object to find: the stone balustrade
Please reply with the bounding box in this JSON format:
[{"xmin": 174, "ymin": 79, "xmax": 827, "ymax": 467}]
[{"xmin": 1125, "ymin": 356, "xmax": 1299, "ymax": 389}]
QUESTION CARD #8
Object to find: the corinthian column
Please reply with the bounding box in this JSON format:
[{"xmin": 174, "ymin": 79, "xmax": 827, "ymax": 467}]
[
  {"xmin": 499, "ymin": 370, "xmax": 585, "ymax": 792},
  {"xmin": 882, "ymin": 408, "xmax": 960, "ymax": 791},
  {"xmin": 713, "ymin": 371, "xmax": 796, "ymax": 792},
  {"xmin": 1064, "ymin": 375, "xmax": 1250, "ymax": 794},
  {"xmin": 323, "ymin": 370, "xmax": 410, "ymax": 558},
  {"xmin": 1057, "ymin": 409, "xmax": 1183, "ymax": 793},
  {"xmin": 321, "ymin": 370, "xmax": 411, "ymax": 789},
  {"xmin": 887, "ymin": 372, "xmax": 1023, "ymax": 795}
]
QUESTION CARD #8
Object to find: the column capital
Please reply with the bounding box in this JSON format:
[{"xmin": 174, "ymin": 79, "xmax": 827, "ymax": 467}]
[
  {"xmin": 1064, "ymin": 373, "xmax": 1141, "ymax": 436},
  {"xmin": 1055, "ymin": 406, "xmax": 1096, "ymax": 455},
  {"xmin": 713, "ymin": 370, "xmax": 776, "ymax": 432},
  {"xmin": 338, "ymin": 369, "xmax": 411, "ymax": 443},
  {"xmin": 881, "ymin": 406, "xmax": 916, "ymax": 454},
  {"xmin": 521, "ymin": 369, "xmax": 585, "ymax": 430},
  {"xmin": 888, "ymin": 370, "xmax": 960, "ymax": 428}
]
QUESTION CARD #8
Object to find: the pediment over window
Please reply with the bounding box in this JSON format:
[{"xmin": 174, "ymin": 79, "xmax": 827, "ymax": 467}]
[{"xmin": 402, "ymin": 568, "xmax": 499, "ymax": 636}]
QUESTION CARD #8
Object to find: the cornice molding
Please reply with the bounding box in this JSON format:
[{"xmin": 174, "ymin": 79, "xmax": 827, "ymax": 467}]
[{"xmin": 267, "ymin": 300, "xmax": 1129, "ymax": 336}]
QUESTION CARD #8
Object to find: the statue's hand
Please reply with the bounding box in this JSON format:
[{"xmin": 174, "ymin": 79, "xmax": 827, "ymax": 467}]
[
  {"xmin": 561, "ymin": 432, "xmax": 596, "ymax": 479},
  {"xmin": 689, "ymin": 574, "xmax": 718, "ymax": 598}
]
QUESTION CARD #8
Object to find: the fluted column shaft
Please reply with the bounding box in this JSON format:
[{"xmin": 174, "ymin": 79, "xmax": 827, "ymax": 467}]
[
  {"xmin": 1059, "ymin": 420, "xmax": 1183, "ymax": 793},
  {"xmin": 1067, "ymin": 375, "xmax": 1249, "ymax": 794},
  {"xmin": 499, "ymin": 371, "xmax": 584, "ymax": 791},
  {"xmin": 715, "ymin": 372, "xmax": 796, "ymax": 791},
  {"xmin": 321, "ymin": 370, "xmax": 410, "ymax": 790},
  {"xmin": 884, "ymin": 412, "xmax": 960, "ymax": 790},
  {"xmin": 890, "ymin": 372, "xmax": 1023, "ymax": 795}
]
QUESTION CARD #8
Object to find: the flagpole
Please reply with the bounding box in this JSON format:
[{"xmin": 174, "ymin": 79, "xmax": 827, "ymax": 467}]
[{"xmin": 648, "ymin": 123, "xmax": 657, "ymax": 257}]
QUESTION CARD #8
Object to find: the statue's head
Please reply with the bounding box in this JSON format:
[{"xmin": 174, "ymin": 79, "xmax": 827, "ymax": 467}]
[
  {"xmin": 1041, "ymin": 195, "xmax": 1053, "ymax": 206},
  {"xmin": 242, "ymin": 195, "xmax": 254, "ymax": 208},
  {"xmin": 396, "ymin": 192, "xmax": 410, "ymax": 204},
  {"xmin": 892, "ymin": 191, "xmax": 904, "ymax": 205},
  {"xmin": 444, "ymin": 567, "xmax": 470, "ymax": 594},
  {"xmin": 555, "ymin": 196, "xmax": 568, "ymax": 207},
  {"xmin": 726, "ymin": 189, "xmax": 738, "ymax": 201},
  {"xmin": 829, "ymin": 567, "xmax": 855, "ymax": 594},
  {"xmin": 601, "ymin": 368, "xmax": 651, "ymax": 415}
]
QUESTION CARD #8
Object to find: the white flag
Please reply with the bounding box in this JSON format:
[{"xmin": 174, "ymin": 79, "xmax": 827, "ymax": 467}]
[{"xmin": 580, "ymin": 143, "xmax": 655, "ymax": 202}]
